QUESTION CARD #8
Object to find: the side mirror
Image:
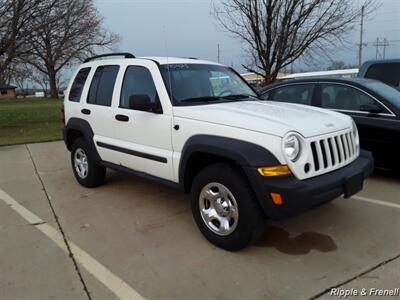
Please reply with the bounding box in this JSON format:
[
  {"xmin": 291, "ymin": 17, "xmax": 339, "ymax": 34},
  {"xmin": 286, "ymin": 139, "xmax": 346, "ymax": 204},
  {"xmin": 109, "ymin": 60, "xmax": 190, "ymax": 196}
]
[
  {"xmin": 129, "ymin": 94, "xmax": 162, "ymax": 113},
  {"xmin": 360, "ymin": 103, "xmax": 383, "ymax": 114}
]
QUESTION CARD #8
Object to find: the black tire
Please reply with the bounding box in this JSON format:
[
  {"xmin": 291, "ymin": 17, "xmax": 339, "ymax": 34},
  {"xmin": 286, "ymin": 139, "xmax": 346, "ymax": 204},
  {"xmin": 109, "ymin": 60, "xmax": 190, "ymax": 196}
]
[
  {"xmin": 70, "ymin": 137, "xmax": 106, "ymax": 188},
  {"xmin": 191, "ymin": 163, "xmax": 267, "ymax": 251}
]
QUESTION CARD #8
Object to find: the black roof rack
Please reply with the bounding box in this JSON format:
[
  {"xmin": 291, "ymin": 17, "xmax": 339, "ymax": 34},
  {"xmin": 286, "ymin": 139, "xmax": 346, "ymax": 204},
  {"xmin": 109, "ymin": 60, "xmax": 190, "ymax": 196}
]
[{"xmin": 84, "ymin": 52, "xmax": 135, "ymax": 63}]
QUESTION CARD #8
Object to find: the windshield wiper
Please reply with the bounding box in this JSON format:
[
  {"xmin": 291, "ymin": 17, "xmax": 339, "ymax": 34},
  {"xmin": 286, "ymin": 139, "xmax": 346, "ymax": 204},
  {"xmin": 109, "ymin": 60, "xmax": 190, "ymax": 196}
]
[
  {"xmin": 220, "ymin": 94, "xmax": 260, "ymax": 100},
  {"xmin": 181, "ymin": 96, "xmax": 225, "ymax": 103},
  {"xmin": 180, "ymin": 94, "xmax": 260, "ymax": 104}
]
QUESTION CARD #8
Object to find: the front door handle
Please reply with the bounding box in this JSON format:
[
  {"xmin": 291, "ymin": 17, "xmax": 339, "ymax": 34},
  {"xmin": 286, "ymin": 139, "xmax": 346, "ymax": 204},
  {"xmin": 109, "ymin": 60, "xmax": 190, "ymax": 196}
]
[
  {"xmin": 115, "ymin": 114, "xmax": 129, "ymax": 122},
  {"xmin": 81, "ymin": 108, "xmax": 91, "ymax": 115}
]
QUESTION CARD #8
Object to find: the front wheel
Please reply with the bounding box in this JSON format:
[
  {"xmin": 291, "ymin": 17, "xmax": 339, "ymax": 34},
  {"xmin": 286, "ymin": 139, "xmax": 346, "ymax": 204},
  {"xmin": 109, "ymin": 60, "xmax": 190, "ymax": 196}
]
[{"xmin": 191, "ymin": 163, "xmax": 266, "ymax": 251}]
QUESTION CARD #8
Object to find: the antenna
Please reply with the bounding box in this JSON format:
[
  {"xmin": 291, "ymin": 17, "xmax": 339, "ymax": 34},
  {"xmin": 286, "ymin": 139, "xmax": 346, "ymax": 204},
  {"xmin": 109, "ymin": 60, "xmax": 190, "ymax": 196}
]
[{"xmin": 163, "ymin": 26, "xmax": 173, "ymax": 102}]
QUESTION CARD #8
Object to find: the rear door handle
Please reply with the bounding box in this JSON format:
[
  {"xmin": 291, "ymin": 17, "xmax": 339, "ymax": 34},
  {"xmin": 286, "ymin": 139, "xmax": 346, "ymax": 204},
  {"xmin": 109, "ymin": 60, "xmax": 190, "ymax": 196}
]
[
  {"xmin": 81, "ymin": 109, "xmax": 91, "ymax": 115},
  {"xmin": 115, "ymin": 114, "xmax": 129, "ymax": 122}
]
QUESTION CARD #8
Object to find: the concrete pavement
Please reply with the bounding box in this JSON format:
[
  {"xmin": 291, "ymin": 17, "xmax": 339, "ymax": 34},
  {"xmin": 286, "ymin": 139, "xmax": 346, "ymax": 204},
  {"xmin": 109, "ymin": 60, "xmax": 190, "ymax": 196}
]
[{"xmin": 0, "ymin": 141, "xmax": 399, "ymax": 300}]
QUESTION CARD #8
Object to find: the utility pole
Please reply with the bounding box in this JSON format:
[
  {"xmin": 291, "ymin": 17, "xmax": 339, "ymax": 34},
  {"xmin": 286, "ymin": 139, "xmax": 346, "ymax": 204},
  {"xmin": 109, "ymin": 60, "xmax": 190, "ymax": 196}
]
[
  {"xmin": 358, "ymin": 5, "xmax": 365, "ymax": 67},
  {"xmin": 217, "ymin": 44, "xmax": 220, "ymax": 63},
  {"xmin": 383, "ymin": 38, "xmax": 388, "ymax": 59},
  {"xmin": 373, "ymin": 38, "xmax": 390, "ymax": 59}
]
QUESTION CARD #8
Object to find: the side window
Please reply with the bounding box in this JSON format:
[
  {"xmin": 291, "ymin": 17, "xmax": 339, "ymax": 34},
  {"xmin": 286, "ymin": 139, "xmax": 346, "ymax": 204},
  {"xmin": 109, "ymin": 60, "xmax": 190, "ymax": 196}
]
[
  {"xmin": 120, "ymin": 66, "xmax": 159, "ymax": 109},
  {"xmin": 87, "ymin": 65, "xmax": 119, "ymax": 106},
  {"xmin": 365, "ymin": 63, "xmax": 400, "ymax": 87},
  {"xmin": 69, "ymin": 68, "xmax": 91, "ymax": 102},
  {"xmin": 321, "ymin": 84, "xmax": 380, "ymax": 111},
  {"xmin": 269, "ymin": 84, "xmax": 315, "ymax": 105},
  {"xmin": 261, "ymin": 91, "xmax": 271, "ymax": 100}
]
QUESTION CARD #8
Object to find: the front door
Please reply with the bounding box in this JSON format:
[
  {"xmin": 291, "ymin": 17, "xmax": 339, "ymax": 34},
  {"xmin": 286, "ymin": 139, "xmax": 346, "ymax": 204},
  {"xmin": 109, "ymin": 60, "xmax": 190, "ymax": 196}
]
[{"xmin": 111, "ymin": 62, "xmax": 174, "ymax": 181}]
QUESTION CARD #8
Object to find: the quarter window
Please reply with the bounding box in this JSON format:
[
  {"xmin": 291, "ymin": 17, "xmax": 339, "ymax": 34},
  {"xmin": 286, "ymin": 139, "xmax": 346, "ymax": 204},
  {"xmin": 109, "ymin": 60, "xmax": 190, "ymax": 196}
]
[
  {"xmin": 321, "ymin": 84, "xmax": 381, "ymax": 112},
  {"xmin": 87, "ymin": 65, "xmax": 119, "ymax": 106},
  {"xmin": 268, "ymin": 84, "xmax": 315, "ymax": 105},
  {"xmin": 69, "ymin": 68, "xmax": 91, "ymax": 102},
  {"xmin": 120, "ymin": 66, "xmax": 159, "ymax": 109}
]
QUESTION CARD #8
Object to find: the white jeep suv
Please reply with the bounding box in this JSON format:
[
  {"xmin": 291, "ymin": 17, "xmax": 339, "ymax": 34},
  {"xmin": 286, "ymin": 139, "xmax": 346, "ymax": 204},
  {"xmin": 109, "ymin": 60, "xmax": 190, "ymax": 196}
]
[{"xmin": 63, "ymin": 53, "xmax": 373, "ymax": 251}]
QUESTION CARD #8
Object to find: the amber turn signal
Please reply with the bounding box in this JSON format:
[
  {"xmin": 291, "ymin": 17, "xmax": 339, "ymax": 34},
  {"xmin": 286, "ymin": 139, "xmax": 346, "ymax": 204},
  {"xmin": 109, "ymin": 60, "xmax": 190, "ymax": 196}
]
[
  {"xmin": 270, "ymin": 193, "xmax": 283, "ymax": 205},
  {"xmin": 257, "ymin": 165, "xmax": 291, "ymax": 177}
]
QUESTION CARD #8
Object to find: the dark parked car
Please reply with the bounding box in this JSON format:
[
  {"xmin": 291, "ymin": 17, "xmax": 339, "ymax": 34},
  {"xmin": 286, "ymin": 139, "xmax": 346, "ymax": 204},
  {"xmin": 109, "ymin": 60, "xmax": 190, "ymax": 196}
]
[
  {"xmin": 260, "ymin": 78, "xmax": 400, "ymax": 169},
  {"xmin": 358, "ymin": 59, "xmax": 400, "ymax": 91}
]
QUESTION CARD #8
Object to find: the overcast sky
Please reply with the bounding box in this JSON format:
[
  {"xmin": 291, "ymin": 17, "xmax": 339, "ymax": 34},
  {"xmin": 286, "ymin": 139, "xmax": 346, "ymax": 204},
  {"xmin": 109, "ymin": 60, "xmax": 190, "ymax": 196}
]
[{"xmin": 94, "ymin": 0, "xmax": 400, "ymax": 72}]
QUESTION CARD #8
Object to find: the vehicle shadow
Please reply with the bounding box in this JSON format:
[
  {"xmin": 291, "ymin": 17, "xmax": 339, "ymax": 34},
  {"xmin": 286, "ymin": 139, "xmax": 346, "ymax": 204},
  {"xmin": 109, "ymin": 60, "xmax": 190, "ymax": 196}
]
[{"xmin": 372, "ymin": 168, "xmax": 400, "ymax": 183}]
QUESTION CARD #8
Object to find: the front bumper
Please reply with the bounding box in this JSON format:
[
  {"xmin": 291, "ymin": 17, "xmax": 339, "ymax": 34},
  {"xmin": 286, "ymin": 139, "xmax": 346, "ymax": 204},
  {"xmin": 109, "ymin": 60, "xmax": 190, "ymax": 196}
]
[{"xmin": 244, "ymin": 150, "xmax": 374, "ymax": 220}]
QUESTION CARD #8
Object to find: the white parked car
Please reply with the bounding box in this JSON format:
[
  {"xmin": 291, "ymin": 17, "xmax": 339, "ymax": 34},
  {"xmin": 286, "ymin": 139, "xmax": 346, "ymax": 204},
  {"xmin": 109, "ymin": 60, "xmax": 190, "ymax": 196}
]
[{"xmin": 62, "ymin": 53, "xmax": 373, "ymax": 251}]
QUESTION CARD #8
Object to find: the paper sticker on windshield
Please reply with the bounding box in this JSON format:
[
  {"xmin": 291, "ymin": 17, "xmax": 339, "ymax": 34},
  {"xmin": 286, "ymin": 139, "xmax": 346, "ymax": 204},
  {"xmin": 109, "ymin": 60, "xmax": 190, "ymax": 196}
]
[{"xmin": 168, "ymin": 64, "xmax": 190, "ymax": 69}]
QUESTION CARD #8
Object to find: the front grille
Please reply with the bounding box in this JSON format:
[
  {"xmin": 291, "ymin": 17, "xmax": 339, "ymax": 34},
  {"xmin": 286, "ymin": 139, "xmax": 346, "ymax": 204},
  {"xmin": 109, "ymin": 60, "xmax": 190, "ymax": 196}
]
[{"xmin": 310, "ymin": 131, "xmax": 357, "ymax": 172}]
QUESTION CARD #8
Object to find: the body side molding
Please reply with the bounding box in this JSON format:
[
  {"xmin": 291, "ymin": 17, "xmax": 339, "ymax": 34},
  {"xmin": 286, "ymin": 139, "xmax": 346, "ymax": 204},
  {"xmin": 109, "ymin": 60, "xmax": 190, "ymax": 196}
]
[{"xmin": 96, "ymin": 142, "xmax": 168, "ymax": 163}]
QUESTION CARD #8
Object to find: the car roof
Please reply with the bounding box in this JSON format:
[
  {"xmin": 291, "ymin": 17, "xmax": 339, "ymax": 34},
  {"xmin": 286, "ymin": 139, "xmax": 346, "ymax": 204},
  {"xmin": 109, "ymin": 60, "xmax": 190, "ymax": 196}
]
[
  {"xmin": 361, "ymin": 59, "xmax": 400, "ymax": 65},
  {"xmin": 281, "ymin": 68, "xmax": 359, "ymax": 80},
  {"xmin": 141, "ymin": 57, "xmax": 223, "ymax": 66},
  {"xmin": 260, "ymin": 77, "xmax": 379, "ymax": 92},
  {"xmin": 80, "ymin": 56, "xmax": 224, "ymax": 67}
]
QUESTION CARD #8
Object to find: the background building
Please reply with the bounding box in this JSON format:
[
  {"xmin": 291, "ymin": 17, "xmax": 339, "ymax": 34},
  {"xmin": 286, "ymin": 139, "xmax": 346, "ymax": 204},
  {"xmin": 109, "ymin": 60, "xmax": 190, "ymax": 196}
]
[{"xmin": 0, "ymin": 84, "xmax": 16, "ymax": 99}]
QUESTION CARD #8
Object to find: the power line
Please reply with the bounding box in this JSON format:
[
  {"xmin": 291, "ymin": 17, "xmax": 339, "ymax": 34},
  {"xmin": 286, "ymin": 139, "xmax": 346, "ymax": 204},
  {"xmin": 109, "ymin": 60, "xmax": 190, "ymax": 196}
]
[
  {"xmin": 373, "ymin": 38, "xmax": 390, "ymax": 59},
  {"xmin": 364, "ymin": 39, "xmax": 400, "ymax": 44},
  {"xmin": 366, "ymin": 29, "xmax": 400, "ymax": 34}
]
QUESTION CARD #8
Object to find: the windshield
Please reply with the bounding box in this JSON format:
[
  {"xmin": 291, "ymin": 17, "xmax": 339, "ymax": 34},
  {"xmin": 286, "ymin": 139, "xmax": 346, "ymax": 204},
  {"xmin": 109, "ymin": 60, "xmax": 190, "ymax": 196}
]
[
  {"xmin": 160, "ymin": 64, "xmax": 258, "ymax": 105},
  {"xmin": 361, "ymin": 80, "xmax": 400, "ymax": 110}
]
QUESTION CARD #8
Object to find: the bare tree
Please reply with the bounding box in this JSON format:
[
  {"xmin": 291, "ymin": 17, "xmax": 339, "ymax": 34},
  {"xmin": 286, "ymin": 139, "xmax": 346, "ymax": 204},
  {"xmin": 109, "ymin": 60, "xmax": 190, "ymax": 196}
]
[
  {"xmin": 0, "ymin": 0, "xmax": 48, "ymax": 79},
  {"xmin": 29, "ymin": 67, "xmax": 50, "ymax": 97},
  {"xmin": 3, "ymin": 61, "xmax": 30, "ymax": 95},
  {"xmin": 26, "ymin": 0, "xmax": 120, "ymax": 98},
  {"xmin": 214, "ymin": 0, "xmax": 377, "ymax": 84}
]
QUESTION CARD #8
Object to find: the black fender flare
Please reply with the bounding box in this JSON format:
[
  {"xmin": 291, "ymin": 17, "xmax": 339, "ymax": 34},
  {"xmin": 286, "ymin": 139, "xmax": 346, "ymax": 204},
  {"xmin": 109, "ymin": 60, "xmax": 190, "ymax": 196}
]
[
  {"xmin": 63, "ymin": 118, "xmax": 101, "ymax": 161},
  {"xmin": 179, "ymin": 135, "xmax": 280, "ymax": 184}
]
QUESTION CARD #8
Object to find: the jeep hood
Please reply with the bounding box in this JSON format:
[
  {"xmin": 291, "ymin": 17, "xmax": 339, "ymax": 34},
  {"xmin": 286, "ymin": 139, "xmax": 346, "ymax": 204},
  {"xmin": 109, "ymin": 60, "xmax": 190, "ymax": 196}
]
[{"xmin": 173, "ymin": 100, "xmax": 352, "ymax": 138}]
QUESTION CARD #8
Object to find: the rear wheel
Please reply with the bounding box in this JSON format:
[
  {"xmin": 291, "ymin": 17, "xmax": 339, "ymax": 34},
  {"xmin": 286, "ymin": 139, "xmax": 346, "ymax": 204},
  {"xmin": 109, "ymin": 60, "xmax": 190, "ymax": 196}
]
[
  {"xmin": 71, "ymin": 138, "xmax": 106, "ymax": 188},
  {"xmin": 191, "ymin": 163, "xmax": 266, "ymax": 251}
]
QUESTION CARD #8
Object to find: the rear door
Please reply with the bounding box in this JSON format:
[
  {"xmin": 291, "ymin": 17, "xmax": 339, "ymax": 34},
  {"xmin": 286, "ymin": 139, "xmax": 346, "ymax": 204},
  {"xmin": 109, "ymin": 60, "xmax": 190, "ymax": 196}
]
[
  {"xmin": 318, "ymin": 82, "xmax": 397, "ymax": 167},
  {"xmin": 83, "ymin": 64, "xmax": 120, "ymax": 164}
]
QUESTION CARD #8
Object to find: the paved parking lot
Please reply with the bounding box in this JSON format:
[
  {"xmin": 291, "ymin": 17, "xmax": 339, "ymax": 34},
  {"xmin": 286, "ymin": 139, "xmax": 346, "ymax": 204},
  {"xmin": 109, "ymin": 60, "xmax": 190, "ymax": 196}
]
[{"xmin": 0, "ymin": 141, "xmax": 399, "ymax": 300}]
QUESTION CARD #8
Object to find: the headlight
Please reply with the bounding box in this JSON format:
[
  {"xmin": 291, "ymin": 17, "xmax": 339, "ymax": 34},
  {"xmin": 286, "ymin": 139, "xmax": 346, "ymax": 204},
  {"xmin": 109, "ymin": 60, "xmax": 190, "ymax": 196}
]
[
  {"xmin": 284, "ymin": 134, "xmax": 301, "ymax": 162},
  {"xmin": 352, "ymin": 121, "xmax": 360, "ymax": 150},
  {"xmin": 352, "ymin": 121, "xmax": 358, "ymax": 140}
]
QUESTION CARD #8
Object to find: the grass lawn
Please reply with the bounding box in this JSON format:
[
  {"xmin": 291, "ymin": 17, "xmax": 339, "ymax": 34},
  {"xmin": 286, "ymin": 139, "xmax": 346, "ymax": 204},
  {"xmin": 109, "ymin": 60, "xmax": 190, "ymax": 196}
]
[{"xmin": 0, "ymin": 98, "xmax": 64, "ymax": 146}]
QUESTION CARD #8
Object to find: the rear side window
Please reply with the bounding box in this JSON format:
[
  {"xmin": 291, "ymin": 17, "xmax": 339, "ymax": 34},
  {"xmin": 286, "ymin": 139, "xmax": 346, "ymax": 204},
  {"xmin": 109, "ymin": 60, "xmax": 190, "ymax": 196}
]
[
  {"xmin": 69, "ymin": 68, "xmax": 91, "ymax": 102},
  {"xmin": 365, "ymin": 63, "xmax": 400, "ymax": 87},
  {"xmin": 321, "ymin": 84, "xmax": 385, "ymax": 112},
  {"xmin": 268, "ymin": 84, "xmax": 315, "ymax": 105},
  {"xmin": 87, "ymin": 65, "xmax": 119, "ymax": 106}
]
